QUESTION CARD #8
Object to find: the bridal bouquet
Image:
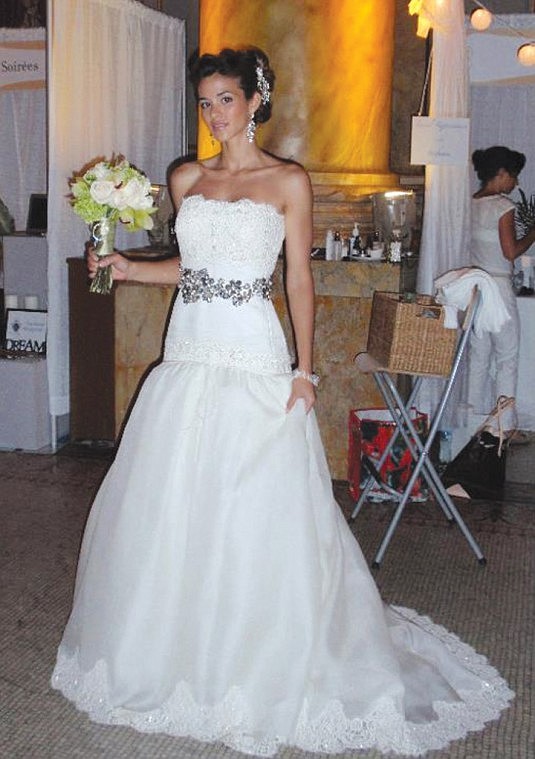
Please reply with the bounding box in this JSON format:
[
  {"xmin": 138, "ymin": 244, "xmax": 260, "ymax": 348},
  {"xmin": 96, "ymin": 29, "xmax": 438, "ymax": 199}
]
[{"xmin": 69, "ymin": 155, "xmax": 156, "ymax": 294}]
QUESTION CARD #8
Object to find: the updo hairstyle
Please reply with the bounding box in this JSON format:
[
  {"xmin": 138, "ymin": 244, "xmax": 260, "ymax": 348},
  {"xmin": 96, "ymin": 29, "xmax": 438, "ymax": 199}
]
[
  {"xmin": 189, "ymin": 47, "xmax": 275, "ymax": 124},
  {"xmin": 472, "ymin": 146, "xmax": 526, "ymax": 185}
]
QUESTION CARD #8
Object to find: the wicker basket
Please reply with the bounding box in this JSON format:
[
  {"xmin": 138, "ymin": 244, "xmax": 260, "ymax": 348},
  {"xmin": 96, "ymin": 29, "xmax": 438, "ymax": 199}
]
[{"xmin": 367, "ymin": 291, "xmax": 457, "ymax": 376}]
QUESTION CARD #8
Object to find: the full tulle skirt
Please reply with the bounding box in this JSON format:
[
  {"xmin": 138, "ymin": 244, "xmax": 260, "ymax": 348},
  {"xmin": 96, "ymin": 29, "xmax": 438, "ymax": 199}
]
[{"xmin": 52, "ymin": 361, "xmax": 513, "ymax": 756}]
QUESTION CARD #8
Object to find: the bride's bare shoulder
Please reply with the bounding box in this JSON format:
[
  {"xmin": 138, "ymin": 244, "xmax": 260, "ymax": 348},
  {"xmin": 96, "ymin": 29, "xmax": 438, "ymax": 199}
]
[
  {"xmin": 169, "ymin": 160, "xmax": 205, "ymax": 202},
  {"xmin": 272, "ymin": 160, "xmax": 312, "ymax": 200}
]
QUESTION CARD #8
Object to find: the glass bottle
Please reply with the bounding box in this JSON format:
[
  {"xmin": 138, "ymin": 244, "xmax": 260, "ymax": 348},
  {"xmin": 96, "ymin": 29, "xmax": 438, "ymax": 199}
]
[{"xmin": 333, "ymin": 230, "xmax": 342, "ymax": 261}]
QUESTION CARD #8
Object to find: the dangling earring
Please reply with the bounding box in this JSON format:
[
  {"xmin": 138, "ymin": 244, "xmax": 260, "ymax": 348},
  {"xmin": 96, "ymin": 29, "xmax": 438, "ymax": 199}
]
[{"xmin": 246, "ymin": 114, "xmax": 256, "ymax": 143}]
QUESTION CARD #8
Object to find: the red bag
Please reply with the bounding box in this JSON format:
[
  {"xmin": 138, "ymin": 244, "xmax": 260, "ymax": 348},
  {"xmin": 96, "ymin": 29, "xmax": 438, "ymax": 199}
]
[{"xmin": 348, "ymin": 408, "xmax": 428, "ymax": 502}]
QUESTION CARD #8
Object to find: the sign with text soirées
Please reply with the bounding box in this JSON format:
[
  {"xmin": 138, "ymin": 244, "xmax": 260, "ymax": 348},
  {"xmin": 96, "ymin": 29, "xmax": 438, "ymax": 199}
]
[{"xmin": 0, "ymin": 39, "xmax": 46, "ymax": 92}]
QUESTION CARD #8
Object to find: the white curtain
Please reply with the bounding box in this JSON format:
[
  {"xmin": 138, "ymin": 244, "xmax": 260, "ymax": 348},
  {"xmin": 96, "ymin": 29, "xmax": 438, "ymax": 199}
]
[
  {"xmin": 469, "ymin": 15, "xmax": 535, "ymax": 202},
  {"xmin": 0, "ymin": 27, "xmax": 46, "ymax": 231},
  {"xmin": 412, "ymin": 0, "xmax": 470, "ymax": 427},
  {"xmin": 469, "ymin": 16, "xmax": 535, "ymax": 433},
  {"xmin": 47, "ymin": 0, "xmax": 185, "ymax": 418},
  {"xmin": 415, "ymin": 11, "xmax": 535, "ymax": 435},
  {"xmin": 416, "ymin": 0, "xmax": 470, "ymax": 295},
  {"xmin": 471, "ymin": 84, "xmax": 535, "ymax": 198}
]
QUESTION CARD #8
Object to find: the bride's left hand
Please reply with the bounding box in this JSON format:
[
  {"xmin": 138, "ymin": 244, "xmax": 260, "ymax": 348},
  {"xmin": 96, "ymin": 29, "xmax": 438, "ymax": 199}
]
[{"xmin": 286, "ymin": 377, "xmax": 316, "ymax": 414}]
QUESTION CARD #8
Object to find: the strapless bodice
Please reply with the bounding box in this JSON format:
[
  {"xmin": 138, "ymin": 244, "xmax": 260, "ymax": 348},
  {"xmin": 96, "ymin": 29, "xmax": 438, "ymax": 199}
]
[
  {"xmin": 175, "ymin": 194, "xmax": 285, "ymax": 280},
  {"xmin": 164, "ymin": 195, "xmax": 291, "ymax": 375}
]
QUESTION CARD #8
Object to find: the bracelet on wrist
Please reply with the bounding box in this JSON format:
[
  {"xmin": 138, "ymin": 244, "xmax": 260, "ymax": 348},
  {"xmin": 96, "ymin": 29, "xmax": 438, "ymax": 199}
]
[{"xmin": 292, "ymin": 369, "xmax": 320, "ymax": 387}]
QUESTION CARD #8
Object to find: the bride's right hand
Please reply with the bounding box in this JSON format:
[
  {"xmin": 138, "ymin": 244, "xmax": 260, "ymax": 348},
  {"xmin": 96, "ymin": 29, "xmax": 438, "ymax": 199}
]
[{"xmin": 86, "ymin": 246, "xmax": 131, "ymax": 282}]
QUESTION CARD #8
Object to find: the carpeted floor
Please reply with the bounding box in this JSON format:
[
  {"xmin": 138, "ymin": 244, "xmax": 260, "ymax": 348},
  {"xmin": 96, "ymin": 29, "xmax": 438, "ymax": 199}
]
[{"xmin": 0, "ymin": 449, "xmax": 534, "ymax": 759}]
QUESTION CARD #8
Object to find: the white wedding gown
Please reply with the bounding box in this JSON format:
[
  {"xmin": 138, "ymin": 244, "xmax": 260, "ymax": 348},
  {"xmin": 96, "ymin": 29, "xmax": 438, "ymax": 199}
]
[{"xmin": 52, "ymin": 195, "xmax": 513, "ymax": 756}]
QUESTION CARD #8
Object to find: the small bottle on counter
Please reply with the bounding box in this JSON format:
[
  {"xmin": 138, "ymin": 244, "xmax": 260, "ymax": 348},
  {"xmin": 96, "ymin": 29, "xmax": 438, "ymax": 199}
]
[
  {"xmin": 333, "ymin": 230, "xmax": 343, "ymax": 261},
  {"xmin": 325, "ymin": 229, "xmax": 334, "ymax": 261},
  {"xmin": 372, "ymin": 229, "xmax": 384, "ymax": 255},
  {"xmin": 348, "ymin": 223, "xmax": 356, "ymax": 253},
  {"xmin": 353, "ymin": 237, "xmax": 362, "ymax": 258},
  {"xmin": 349, "ymin": 223, "xmax": 361, "ymax": 258}
]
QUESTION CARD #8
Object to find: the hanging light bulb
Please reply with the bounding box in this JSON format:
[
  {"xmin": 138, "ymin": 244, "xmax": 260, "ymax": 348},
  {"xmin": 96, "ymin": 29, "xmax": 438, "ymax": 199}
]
[
  {"xmin": 517, "ymin": 42, "xmax": 535, "ymax": 67},
  {"xmin": 470, "ymin": 8, "xmax": 493, "ymax": 31}
]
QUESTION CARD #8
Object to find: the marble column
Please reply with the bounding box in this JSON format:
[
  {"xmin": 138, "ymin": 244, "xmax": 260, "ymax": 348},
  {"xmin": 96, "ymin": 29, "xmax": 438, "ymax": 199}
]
[{"xmin": 198, "ymin": 0, "xmax": 399, "ymax": 195}]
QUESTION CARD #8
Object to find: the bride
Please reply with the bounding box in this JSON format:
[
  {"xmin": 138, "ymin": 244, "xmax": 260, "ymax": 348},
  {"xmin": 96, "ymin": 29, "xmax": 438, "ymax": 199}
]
[{"xmin": 51, "ymin": 46, "xmax": 513, "ymax": 757}]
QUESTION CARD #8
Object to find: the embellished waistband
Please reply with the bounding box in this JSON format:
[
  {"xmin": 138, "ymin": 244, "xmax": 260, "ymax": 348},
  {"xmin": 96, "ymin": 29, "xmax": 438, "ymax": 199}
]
[{"xmin": 179, "ymin": 267, "xmax": 273, "ymax": 306}]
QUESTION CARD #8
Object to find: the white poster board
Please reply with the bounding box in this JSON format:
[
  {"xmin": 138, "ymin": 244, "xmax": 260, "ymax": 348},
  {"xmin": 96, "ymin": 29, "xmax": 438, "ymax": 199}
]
[
  {"xmin": 5, "ymin": 310, "xmax": 47, "ymax": 354},
  {"xmin": 411, "ymin": 116, "xmax": 470, "ymax": 166}
]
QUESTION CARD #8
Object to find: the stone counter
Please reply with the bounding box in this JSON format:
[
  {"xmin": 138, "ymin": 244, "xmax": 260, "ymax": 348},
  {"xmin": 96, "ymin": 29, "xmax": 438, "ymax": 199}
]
[{"xmin": 69, "ymin": 257, "xmax": 400, "ymax": 479}]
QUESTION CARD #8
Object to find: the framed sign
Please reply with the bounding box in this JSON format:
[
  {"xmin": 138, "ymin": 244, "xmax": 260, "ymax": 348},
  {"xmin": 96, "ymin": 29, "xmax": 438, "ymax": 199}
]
[
  {"xmin": 410, "ymin": 116, "xmax": 470, "ymax": 166},
  {"xmin": 5, "ymin": 309, "xmax": 47, "ymax": 354},
  {"xmin": 0, "ymin": 39, "xmax": 46, "ymax": 92}
]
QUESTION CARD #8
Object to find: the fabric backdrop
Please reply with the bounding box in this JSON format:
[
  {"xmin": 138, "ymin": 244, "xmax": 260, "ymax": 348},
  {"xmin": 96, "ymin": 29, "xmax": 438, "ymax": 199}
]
[
  {"xmin": 469, "ymin": 14, "xmax": 535, "ymax": 203},
  {"xmin": 416, "ymin": 0, "xmax": 470, "ymax": 296},
  {"xmin": 413, "ymin": 9, "xmax": 535, "ymax": 432},
  {"xmin": 47, "ymin": 0, "xmax": 185, "ymax": 418},
  {"xmin": 469, "ymin": 15, "xmax": 535, "ymax": 432},
  {"xmin": 0, "ymin": 27, "xmax": 46, "ymax": 231},
  {"xmin": 411, "ymin": 0, "xmax": 469, "ymax": 429}
]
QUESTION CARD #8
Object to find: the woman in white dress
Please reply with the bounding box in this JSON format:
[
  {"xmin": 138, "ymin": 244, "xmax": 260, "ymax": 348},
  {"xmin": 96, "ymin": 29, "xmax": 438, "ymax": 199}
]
[
  {"xmin": 468, "ymin": 146, "xmax": 535, "ymax": 437},
  {"xmin": 52, "ymin": 48, "xmax": 513, "ymax": 757}
]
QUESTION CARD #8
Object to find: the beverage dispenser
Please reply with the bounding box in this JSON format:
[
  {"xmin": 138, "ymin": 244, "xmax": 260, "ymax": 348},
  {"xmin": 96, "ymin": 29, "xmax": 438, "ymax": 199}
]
[{"xmin": 371, "ymin": 191, "xmax": 416, "ymax": 253}]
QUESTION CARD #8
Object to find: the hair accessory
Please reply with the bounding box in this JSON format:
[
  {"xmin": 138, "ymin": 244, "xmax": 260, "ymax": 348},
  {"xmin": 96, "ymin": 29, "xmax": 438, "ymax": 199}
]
[
  {"xmin": 255, "ymin": 64, "xmax": 270, "ymax": 105},
  {"xmin": 246, "ymin": 114, "xmax": 257, "ymax": 143},
  {"xmin": 292, "ymin": 369, "xmax": 320, "ymax": 387}
]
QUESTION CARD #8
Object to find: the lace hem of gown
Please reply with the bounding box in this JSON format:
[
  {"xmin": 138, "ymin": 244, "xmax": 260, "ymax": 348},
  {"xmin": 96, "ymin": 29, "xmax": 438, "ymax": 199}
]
[
  {"xmin": 163, "ymin": 336, "xmax": 291, "ymax": 376},
  {"xmin": 51, "ymin": 606, "xmax": 513, "ymax": 758}
]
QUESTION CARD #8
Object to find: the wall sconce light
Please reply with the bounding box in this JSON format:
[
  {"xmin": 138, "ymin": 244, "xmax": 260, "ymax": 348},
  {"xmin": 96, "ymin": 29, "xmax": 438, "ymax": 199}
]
[
  {"xmin": 517, "ymin": 42, "xmax": 535, "ymax": 67},
  {"xmin": 470, "ymin": 8, "xmax": 492, "ymax": 31}
]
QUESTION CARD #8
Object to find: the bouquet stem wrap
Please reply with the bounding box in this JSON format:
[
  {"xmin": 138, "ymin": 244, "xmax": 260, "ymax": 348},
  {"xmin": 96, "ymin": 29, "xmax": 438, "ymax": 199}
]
[{"xmin": 89, "ymin": 218, "xmax": 116, "ymax": 295}]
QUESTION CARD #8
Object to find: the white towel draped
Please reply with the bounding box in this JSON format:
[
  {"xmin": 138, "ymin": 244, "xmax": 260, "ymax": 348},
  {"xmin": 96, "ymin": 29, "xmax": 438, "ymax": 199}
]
[{"xmin": 434, "ymin": 267, "xmax": 511, "ymax": 337}]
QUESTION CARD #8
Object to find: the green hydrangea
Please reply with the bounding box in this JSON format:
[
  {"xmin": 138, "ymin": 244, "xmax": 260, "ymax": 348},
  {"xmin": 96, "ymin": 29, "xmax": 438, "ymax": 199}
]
[{"xmin": 71, "ymin": 180, "xmax": 109, "ymax": 223}]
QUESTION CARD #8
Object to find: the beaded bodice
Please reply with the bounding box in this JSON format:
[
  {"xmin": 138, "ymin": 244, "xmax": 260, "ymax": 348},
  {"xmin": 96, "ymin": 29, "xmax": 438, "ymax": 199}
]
[
  {"xmin": 175, "ymin": 194, "xmax": 285, "ymax": 279},
  {"xmin": 164, "ymin": 195, "xmax": 291, "ymax": 375}
]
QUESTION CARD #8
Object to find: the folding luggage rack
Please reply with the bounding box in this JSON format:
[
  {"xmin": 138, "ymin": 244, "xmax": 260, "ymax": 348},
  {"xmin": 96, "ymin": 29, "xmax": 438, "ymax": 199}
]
[{"xmin": 351, "ymin": 288, "xmax": 486, "ymax": 569}]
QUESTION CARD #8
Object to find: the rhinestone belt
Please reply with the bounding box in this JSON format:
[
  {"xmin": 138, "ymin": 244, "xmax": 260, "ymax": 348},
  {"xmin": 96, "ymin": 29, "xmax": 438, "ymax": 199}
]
[{"xmin": 180, "ymin": 267, "xmax": 273, "ymax": 306}]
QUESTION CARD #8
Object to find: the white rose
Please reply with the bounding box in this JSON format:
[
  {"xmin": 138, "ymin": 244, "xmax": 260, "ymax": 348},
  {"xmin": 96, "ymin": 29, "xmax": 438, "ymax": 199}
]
[
  {"xmin": 91, "ymin": 162, "xmax": 112, "ymax": 181},
  {"xmin": 117, "ymin": 178, "xmax": 150, "ymax": 210},
  {"xmin": 110, "ymin": 188, "xmax": 128, "ymax": 210},
  {"xmin": 90, "ymin": 180, "xmax": 116, "ymax": 205}
]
